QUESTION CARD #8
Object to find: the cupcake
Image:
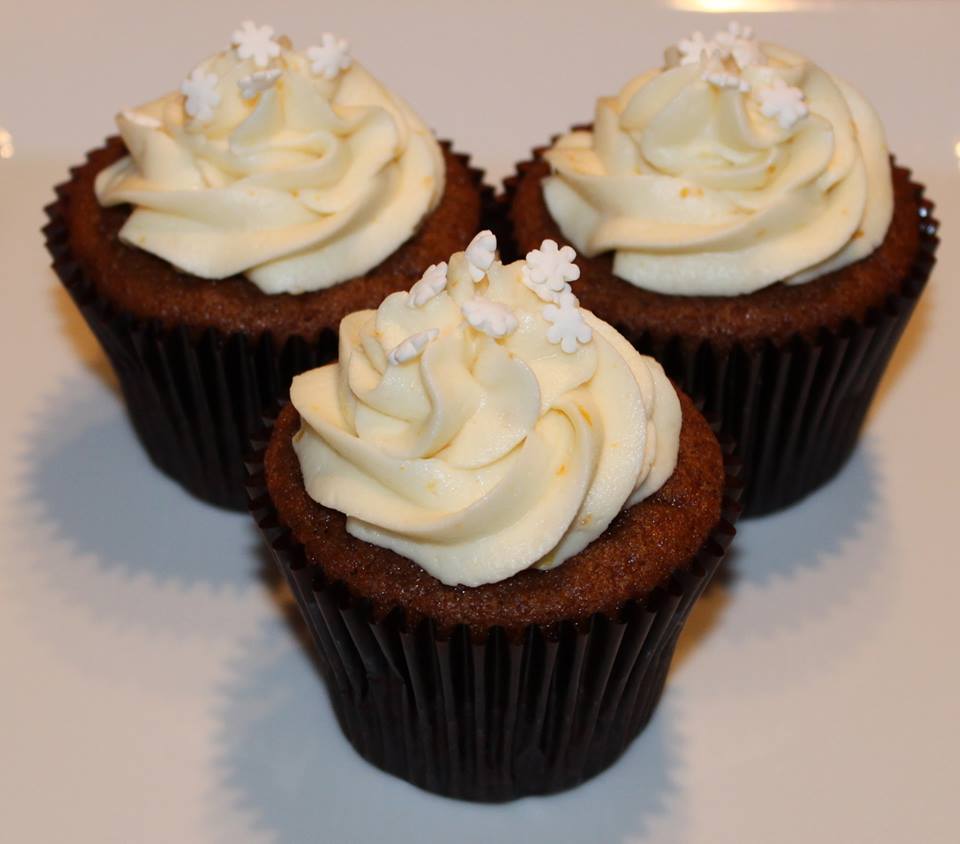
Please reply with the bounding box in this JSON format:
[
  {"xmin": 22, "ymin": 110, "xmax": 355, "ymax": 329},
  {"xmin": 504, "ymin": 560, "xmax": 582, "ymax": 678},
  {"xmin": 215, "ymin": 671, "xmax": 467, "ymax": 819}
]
[
  {"xmin": 44, "ymin": 21, "xmax": 489, "ymax": 509},
  {"xmin": 248, "ymin": 233, "xmax": 740, "ymax": 801},
  {"xmin": 505, "ymin": 22, "xmax": 938, "ymax": 516}
]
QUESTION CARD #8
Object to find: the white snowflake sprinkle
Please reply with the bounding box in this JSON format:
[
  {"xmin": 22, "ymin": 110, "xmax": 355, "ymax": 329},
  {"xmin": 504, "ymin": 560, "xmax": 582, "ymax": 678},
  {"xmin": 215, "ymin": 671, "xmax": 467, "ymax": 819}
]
[
  {"xmin": 238, "ymin": 68, "xmax": 282, "ymax": 100},
  {"xmin": 677, "ymin": 31, "xmax": 711, "ymax": 66},
  {"xmin": 674, "ymin": 22, "xmax": 763, "ymax": 73},
  {"xmin": 522, "ymin": 239, "xmax": 580, "ymax": 303},
  {"xmin": 756, "ymin": 77, "xmax": 809, "ymax": 129},
  {"xmin": 387, "ymin": 329, "xmax": 439, "ymax": 365},
  {"xmin": 465, "ymin": 230, "xmax": 497, "ymax": 282},
  {"xmin": 461, "ymin": 298, "xmax": 518, "ymax": 339},
  {"xmin": 232, "ymin": 20, "xmax": 281, "ymax": 68},
  {"xmin": 703, "ymin": 57, "xmax": 750, "ymax": 93},
  {"xmin": 713, "ymin": 22, "xmax": 763, "ymax": 70},
  {"xmin": 542, "ymin": 292, "xmax": 592, "ymax": 354},
  {"xmin": 180, "ymin": 68, "xmax": 221, "ymax": 123},
  {"xmin": 120, "ymin": 109, "xmax": 161, "ymax": 129},
  {"xmin": 408, "ymin": 262, "xmax": 448, "ymax": 307},
  {"xmin": 306, "ymin": 33, "xmax": 352, "ymax": 80},
  {"xmin": 714, "ymin": 21, "xmax": 754, "ymax": 49}
]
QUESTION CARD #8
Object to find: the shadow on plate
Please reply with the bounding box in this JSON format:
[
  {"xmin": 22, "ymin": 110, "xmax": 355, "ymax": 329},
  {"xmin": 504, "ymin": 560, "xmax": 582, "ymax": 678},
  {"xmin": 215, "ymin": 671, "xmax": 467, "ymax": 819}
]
[
  {"xmin": 673, "ymin": 434, "xmax": 884, "ymax": 669},
  {"xmin": 254, "ymin": 542, "xmax": 327, "ymax": 684},
  {"xmin": 19, "ymin": 372, "xmax": 255, "ymax": 591},
  {"xmin": 214, "ymin": 600, "xmax": 686, "ymax": 844},
  {"xmin": 733, "ymin": 433, "xmax": 882, "ymax": 586}
]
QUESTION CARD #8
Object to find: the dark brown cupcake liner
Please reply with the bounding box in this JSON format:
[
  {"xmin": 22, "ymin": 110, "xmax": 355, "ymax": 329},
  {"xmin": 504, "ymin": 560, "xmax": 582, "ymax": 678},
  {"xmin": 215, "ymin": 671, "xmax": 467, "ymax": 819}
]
[
  {"xmin": 502, "ymin": 150, "xmax": 939, "ymax": 516},
  {"xmin": 246, "ymin": 430, "xmax": 741, "ymax": 802},
  {"xmin": 43, "ymin": 142, "xmax": 496, "ymax": 511}
]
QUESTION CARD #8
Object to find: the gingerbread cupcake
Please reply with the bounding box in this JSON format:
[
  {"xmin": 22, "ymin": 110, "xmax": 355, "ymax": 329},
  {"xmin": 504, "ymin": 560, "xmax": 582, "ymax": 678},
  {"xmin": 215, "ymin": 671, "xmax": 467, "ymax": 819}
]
[
  {"xmin": 506, "ymin": 23, "xmax": 938, "ymax": 516},
  {"xmin": 248, "ymin": 233, "xmax": 740, "ymax": 800},
  {"xmin": 45, "ymin": 21, "xmax": 489, "ymax": 509}
]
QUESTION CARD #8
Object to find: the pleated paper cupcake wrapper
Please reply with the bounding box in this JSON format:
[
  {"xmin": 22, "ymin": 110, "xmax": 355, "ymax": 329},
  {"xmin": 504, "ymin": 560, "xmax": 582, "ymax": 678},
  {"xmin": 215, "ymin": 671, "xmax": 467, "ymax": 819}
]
[
  {"xmin": 43, "ymin": 142, "xmax": 496, "ymax": 511},
  {"xmin": 246, "ymin": 441, "xmax": 741, "ymax": 802},
  {"xmin": 502, "ymin": 153, "xmax": 939, "ymax": 517}
]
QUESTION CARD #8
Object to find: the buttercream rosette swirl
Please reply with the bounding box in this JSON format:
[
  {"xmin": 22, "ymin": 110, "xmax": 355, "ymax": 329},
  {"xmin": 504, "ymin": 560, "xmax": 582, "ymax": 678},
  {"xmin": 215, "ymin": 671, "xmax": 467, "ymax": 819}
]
[
  {"xmin": 95, "ymin": 22, "xmax": 444, "ymax": 294},
  {"xmin": 291, "ymin": 234, "xmax": 681, "ymax": 587},
  {"xmin": 542, "ymin": 23, "xmax": 894, "ymax": 295}
]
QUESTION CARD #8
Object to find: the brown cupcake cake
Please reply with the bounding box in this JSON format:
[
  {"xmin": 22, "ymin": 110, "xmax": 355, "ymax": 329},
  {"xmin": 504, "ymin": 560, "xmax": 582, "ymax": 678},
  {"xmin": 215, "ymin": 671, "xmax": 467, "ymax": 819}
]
[
  {"xmin": 45, "ymin": 21, "xmax": 489, "ymax": 509},
  {"xmin": 249, "ymin": 233, "xmax": 740, "ymax": 800},
  {"xmin": 505, "ymin": 23, "xmax": 938, "ymax": 516}
]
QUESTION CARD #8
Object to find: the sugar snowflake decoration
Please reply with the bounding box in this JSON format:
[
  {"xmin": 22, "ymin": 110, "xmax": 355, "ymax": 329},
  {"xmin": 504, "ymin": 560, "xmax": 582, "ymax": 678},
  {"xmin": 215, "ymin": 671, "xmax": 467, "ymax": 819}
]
[
  {"xmin": 522, "ymin": 239, "xmax": 580, "ymax": 303},
  {"xmin": 677, "ymin": 31, "xmax": 711, "ymax": 66},
  {"xmin": 461, "ymin": 298, "xmax": 518, "ymax": 339},
  {"xmin": 307, "ymin": 33, "xmax": 352, "ymax": 80},
  {"xmin": 387, "ymin": 329, "xmax": 439, "ymax": 366},
  {"xmin": 542, "ymin": 292, "xmax": 592, "ymax": 354},
  {"xmin": 238, "ymin": 68, "xmax": 282, "ymax": 100},
  {"xmin": 703, "ymin": 56, "xmax": 750, "ymax": 93},
  {"xmin": 408, "ymin": 262, "xmax": 448, "ymax": 307},
  {"xmin": 180, "ymin": 68, "xmax": 221, "ymax": 123},
  {"xmin": 756, "ymin": 77, "xmax": 809, "ymax": 129},
  {"xmin": 713, "ymin": 22, "xmax": 763, "ymax": 70},
  {"xmin": 674, "ymin": 21, "xmax": 763, "ymax": 86},
  {"xmin": 232, "ymin": 20, "xmax": 281, "ymax": 68},
  {"xmin": 120, "ymin": 109, "xmax": 161, "ymax": 129},
  {"xmin": 719, "ymin": 20, "xmax": 754, "ymax": 41},
  {"xmin": 465, "ymin": 230, "xmax": 497, "ymax": 282}
]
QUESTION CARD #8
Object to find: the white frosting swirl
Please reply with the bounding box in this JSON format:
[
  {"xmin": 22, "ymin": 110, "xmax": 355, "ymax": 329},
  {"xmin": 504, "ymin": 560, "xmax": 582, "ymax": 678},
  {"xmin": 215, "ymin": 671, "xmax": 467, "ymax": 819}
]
[
  {"xmin": 290, "ymin": 241, "xmax": 681, "ymax": 587},
  {"xmin": 543, "ymin": 32, "xmax": 893, "ymax": 296},
  {"xmin": 95, "ymin": 31, "xmax": 444, "ymax": 294}
]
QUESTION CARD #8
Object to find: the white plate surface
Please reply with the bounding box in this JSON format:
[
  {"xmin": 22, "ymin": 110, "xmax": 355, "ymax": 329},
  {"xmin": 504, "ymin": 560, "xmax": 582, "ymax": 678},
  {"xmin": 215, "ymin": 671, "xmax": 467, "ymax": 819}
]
[{"xmin": 1, "ymin": 2, "xmax": 958, "ymax": 841}]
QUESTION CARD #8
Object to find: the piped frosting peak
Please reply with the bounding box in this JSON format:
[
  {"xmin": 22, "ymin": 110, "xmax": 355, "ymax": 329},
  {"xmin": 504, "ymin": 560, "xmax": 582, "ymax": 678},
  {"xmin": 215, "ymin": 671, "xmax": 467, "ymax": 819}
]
[
  {"xmin": 290, "ymin": 233, "xmax": 682, "ymax": 586},
  {"xmin": 543, "ymin": 23, "xmax": 894, "ymax": 296},
  {"xmin": 95, "ymin": 21, "xmax": 445, "ymax": 295}
]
